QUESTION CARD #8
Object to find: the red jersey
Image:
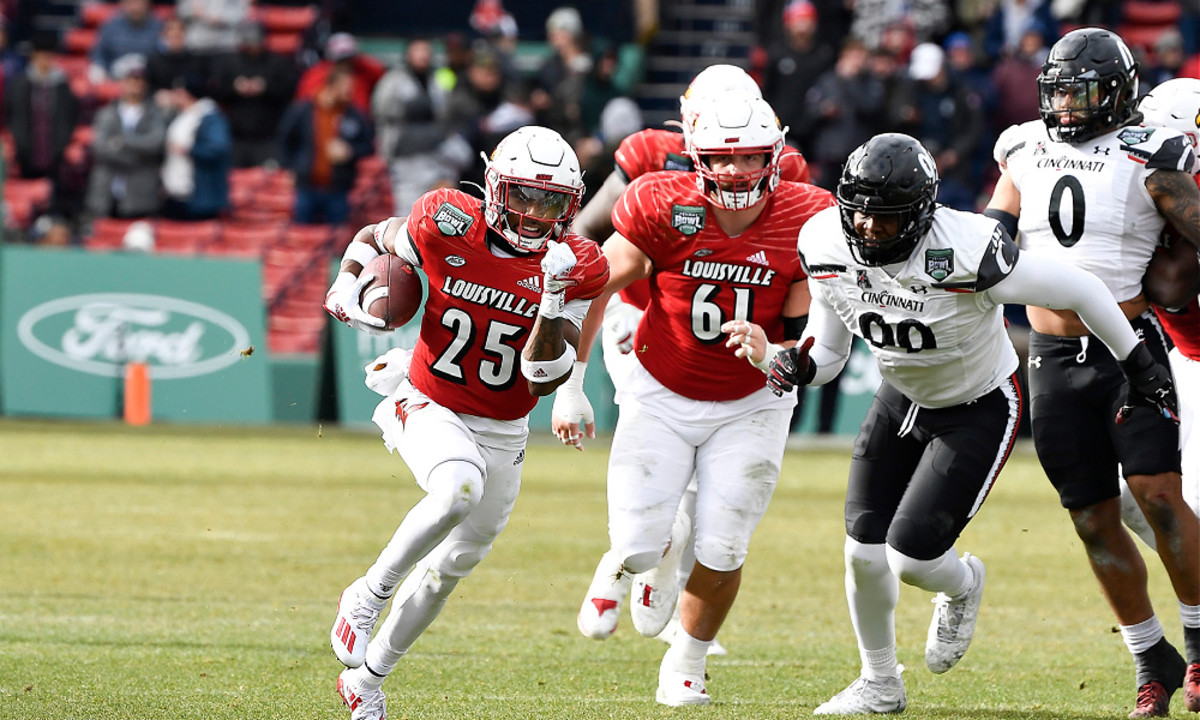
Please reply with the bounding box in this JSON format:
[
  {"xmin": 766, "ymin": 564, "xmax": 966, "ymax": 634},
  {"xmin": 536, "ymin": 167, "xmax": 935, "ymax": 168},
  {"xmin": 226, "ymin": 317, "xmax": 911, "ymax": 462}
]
[
  {"xmin": 404, "ymin": 188, "xmax": 609, "ymax": 420},
  {"xmin": 1152, "ymin": 174, "xmax": 1200, "ymax": 360},
  {"xmin": 613, "ymin": 172, "xmax": 834, "ymax": 401},
  {"xmin": 611, "ymin": 128, "xmax": 811, "ymax": 311}
]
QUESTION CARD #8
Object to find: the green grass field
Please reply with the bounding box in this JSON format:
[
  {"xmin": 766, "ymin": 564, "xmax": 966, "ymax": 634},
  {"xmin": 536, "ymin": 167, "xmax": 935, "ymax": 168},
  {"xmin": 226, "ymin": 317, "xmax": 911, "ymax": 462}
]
[{"xmin": 0, "ymin": 419, "xmax": 1187, "ymax": 719}]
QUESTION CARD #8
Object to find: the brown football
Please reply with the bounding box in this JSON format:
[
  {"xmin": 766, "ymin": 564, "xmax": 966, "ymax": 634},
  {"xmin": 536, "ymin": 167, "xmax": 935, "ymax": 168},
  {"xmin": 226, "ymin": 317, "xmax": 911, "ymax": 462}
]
[{"xmin": 360, "ymin": 254, "xmax": 423, "ymax": 330}]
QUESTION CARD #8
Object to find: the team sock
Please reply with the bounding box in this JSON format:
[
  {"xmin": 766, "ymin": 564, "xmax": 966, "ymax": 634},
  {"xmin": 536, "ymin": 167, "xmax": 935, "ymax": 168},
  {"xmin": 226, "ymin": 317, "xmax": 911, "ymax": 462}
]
[
  {"xmin": 1134, "ymin": 636, "xmax": 1186, "ymax": 690},
  {"xmin": 1181, "ymin": 602, "xmax": 1200, "ymax": 665}
]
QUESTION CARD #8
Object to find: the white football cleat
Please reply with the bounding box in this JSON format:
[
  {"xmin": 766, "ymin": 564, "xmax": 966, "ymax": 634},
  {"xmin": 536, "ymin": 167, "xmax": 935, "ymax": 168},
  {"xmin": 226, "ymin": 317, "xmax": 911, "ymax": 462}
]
[
  {"xmin": 331, "ymin": 577, "xmax": 389, "ymax": 668},
  {"xmin": 337, "ymin": 669, "xmax": 387, "ymax": 720},
  {"xmin": 577, "ymin": 550, "xmax": 633, "ymax": 640},
  {"xmin": 813, "ymin": 675, "xmax": 906, "ymax": 715},
  {"xmin": 656, "ymin": 649, "xmax": 710, "ymax": 707},
  {"xmin": 925, "ymin": 553, "xmax": 986, "ymax": 674},
  {"xmin": 632, "ymin": 511, "xmax": 691, "ymax": 638}
]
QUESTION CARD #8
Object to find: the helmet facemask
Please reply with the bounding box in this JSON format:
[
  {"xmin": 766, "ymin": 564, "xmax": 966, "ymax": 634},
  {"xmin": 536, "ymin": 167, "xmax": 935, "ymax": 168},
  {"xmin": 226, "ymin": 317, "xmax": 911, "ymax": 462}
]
[
  {"xmin": 686, "ymin": 97, "xmax": 785, "ymax": 211},
  {"xmin": 1037, "ymin": 28, "xmax": 1139, "ymax": 143},
  {"xmin": 482, "ymin": 126, "xmax": 584, "ymax": 252},
  {"xmin": 836, "ymin": 133, "xmax": 939, "ymax": 266}
]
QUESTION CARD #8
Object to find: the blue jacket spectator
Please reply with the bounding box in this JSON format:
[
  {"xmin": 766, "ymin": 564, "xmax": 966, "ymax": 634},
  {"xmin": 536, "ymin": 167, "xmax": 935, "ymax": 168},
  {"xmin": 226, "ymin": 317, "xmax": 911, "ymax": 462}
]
[
  {"xmin": 278, "ymin": 67, "xmax": 374, "ymax": 225},
  {"xmin": 90, "ymin": 0, "xmax": 163, "ymax": 80},
  {"xmin": 162, "ymin": 76, "xmax": 232, "ymax": 221}
]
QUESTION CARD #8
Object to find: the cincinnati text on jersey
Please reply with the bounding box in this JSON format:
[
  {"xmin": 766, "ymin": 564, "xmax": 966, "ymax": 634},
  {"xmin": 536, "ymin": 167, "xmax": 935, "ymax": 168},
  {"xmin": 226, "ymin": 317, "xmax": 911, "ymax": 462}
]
[
  {"xmin": 680, "ymin": 259, "xmax": 776, "ymax": 286},
  {"xmin": 440, "ymin": 277, "xmax": 538, "ymax": 318},
  {"xmin": 1034, "ymin": 157, "xmax": 1107, "ymax": 172},
  {"xmin": 860, "ymin": 290, "xmax": 926, "ymax": 312}
]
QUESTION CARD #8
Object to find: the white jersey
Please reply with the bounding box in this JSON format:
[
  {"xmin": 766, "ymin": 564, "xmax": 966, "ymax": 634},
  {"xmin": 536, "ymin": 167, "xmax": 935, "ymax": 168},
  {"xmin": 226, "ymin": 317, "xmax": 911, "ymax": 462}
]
[
  {"xmin": 800, "ymin": 206, "xmax": 1020, "ymax": 408},
  {"xmin": 994, "ymin": 120, "xmax": 1197, "ymax": 302}
]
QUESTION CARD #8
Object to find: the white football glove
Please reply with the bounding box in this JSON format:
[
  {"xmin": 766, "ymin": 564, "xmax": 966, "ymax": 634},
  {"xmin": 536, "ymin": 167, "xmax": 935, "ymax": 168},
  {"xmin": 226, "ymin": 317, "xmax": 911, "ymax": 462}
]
[
  {"xmin": 551, "ymin": 361, "xmax": 594, "ymax": 450},
  {"xmin": 539, "ymin": 240, "xmax": 579, "ymax": 318},
  {"xmin": 602, "ymin": 296, "xmax": 641, "ymax": 355},
  {"xmin": 364, "ymin": 347, "xmax": 414, "ymax": 397},
  {"xmin": 324, "ymin": 271, "xmax": 389, "ymax": 335}
]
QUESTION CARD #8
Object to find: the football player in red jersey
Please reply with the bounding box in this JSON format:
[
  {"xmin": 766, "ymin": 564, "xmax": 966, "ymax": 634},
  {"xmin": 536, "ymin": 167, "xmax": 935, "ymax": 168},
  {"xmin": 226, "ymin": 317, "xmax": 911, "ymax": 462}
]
[
  {"xmin": 563, "ymin": 64, "xmax": 812, "ymax": 656},
  {"xmin": 554, "ymin": 97, "xmax": 835, "ymax": 706},
  {"xmin": 322, "ymin": 126, "xmax": 609, "ymax": 720},
  {"xmin": 1127, "ymin": 77, "xmax": 1200, "ymax": 714}
]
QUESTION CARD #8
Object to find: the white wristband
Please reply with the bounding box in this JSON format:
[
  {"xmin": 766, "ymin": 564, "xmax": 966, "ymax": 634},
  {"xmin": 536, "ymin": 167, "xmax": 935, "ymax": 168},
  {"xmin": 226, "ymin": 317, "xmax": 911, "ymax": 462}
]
[
  {"xmin": 562, "ymin": 361, "xmax": 587, "ymax": 389},
  {"xmin": 343, "ymin": 240, "xmax": 380, "ymax": 270},
  {"xmin": 521, "ymin": 342, "xmax": 577, "ymax": 382},
  {"xmin": 538, "ymin": 289, "xmax": 567, "ymax": 319},
  {"xmin": 750, "ymin": 342, "xmax": 785, "ymax": 373}
]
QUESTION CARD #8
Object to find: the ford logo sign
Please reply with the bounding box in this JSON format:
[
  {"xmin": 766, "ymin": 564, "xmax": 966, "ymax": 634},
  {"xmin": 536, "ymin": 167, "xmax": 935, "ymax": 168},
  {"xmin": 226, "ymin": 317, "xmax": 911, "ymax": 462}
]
[{"xmin": 17, "ymin": 293, "xmax": 252, "ymax": 379}]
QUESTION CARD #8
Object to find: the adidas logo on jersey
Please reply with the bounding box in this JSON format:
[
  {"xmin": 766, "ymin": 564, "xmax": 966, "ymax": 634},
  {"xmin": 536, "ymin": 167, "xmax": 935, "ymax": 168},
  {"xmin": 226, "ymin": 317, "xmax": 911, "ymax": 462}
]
[
  {"xmin": 517, "ymin": 276, "xmax": 541, "ymax": 293},
  {"xmin": 746, "ymin": 251, "xmax": 769, "ymax": 266}
]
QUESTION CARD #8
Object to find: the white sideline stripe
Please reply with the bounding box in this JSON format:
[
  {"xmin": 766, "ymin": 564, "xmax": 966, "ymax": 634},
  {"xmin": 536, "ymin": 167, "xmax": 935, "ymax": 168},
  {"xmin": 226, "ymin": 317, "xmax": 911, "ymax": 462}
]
[{"xmin": 968, "ymin": 375, "xmax": 1021, "ymax": 518}]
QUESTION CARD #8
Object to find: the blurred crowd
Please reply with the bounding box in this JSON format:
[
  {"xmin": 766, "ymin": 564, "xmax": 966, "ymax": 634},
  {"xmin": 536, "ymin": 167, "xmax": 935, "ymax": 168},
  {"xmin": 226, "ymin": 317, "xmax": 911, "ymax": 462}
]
[{"xmin": 0, "ymin": 0, "xmax": 1196, "ymax": 247}]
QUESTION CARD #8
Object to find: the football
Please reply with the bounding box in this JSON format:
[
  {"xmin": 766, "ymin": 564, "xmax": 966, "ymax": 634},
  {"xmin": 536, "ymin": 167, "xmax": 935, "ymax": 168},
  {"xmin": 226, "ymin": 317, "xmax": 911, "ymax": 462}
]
[{"xmin": 360, "ymin": 254, "xmax": 423, "ymax": 330}]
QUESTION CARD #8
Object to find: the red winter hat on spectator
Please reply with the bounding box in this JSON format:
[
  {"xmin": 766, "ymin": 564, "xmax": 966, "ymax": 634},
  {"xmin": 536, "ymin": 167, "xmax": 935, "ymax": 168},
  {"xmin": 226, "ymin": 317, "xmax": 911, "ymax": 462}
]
[{"xmin": 784, "ymin": 0, "xmax": 818, "ymax": 25}]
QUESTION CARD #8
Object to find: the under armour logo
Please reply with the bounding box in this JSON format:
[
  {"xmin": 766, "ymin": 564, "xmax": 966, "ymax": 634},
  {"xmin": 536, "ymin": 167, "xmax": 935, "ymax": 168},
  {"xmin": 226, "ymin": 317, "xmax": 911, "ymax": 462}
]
[
  {"xmin": 1028, "ymin": 355, "xmax": 1042, "ymax": 369},
  {"xmin": 908, "ymin": 284, "xmax": 928, "ymax": 295},
  {"xmin": 1093, "ymin": 146, "xmax": 1110, "ymax": 155}
]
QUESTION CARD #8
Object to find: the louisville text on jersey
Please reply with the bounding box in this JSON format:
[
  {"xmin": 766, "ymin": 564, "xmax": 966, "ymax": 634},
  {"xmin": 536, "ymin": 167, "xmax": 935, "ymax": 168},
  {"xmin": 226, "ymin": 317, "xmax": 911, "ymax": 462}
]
[
  {"xmin": 680, "ymin": 259, "xmax": 776, "ymax": 286},
  {"xmin": 441, "ymin": 276, "xmax": 539, "ymax": 318}
]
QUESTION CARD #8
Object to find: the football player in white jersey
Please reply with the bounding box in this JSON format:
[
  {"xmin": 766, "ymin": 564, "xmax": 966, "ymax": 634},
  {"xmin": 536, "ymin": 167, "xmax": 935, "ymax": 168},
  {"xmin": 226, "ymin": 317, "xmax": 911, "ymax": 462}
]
[
  {"xmin": 765, "ymin": 133, "xmax": 1178, "ymax": 715},
  {"xmin": 986, "ymin": 28, "xmax": 1200, "ymax": 718}
]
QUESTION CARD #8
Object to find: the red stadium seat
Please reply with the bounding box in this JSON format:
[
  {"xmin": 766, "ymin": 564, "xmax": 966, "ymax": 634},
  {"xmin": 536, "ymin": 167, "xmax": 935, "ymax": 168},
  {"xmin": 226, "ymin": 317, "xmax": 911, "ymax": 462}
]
[
  {"xmin": 1122, "ymin": 1, "xmax": 1181, "ymax": 25},
  {"xmin": 153, "ymin": 219, "xmax": 220, "ymax": 255},
  {"xmin": 264, "ymin": 33, "xmax": 303, "ymax": 55},
  {"xmin": 215, "ymin": 222, "xmax": 283, "ymax": 255},
  {"xmin": 255, "ymin": 5, "xmax": 319, "ymax": 33},
  {"xmin": 80, "ymin": 2, "xmax": 120, "ymax": 28},
  {"xmin": 84, "ymin": 217, "xmax": 137, "ymax": 251},
  {"xmin": 63, "ymin": 28, "xmax": 97, "ymax": 55}
]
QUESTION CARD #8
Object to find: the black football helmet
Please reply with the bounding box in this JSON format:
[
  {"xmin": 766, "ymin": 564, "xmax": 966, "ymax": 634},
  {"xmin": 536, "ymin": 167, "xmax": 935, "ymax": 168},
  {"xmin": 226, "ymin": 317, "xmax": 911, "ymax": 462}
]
[
  {"xmin": 1037, "ymin": 28, "xmax": 1139, "ymax": 143},
  {"xmin": 836, "ymin": 133, "xmax": 939, "ymax": 266}
]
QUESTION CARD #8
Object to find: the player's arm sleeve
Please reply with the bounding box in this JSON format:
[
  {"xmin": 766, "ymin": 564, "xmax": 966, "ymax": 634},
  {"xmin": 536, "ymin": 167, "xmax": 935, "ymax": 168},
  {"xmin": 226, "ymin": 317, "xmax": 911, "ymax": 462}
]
[
  {"xmin": 804, "ymin": 295, "xmax": 854, "ymax": 385},
  {"xmin": 561, "ymin": 299, "xmax": 592, "ymax": 332},
  {"xmin": 377, "ymin": 216, "xmax": 422, "ymax": 267},
  {"xmin": 974, "ymin": 224, "xmax": 1021, "ymax": 292},
  {"xmin": 985, "ymin": 254, "xmax": 1139, "ymax": 360}
]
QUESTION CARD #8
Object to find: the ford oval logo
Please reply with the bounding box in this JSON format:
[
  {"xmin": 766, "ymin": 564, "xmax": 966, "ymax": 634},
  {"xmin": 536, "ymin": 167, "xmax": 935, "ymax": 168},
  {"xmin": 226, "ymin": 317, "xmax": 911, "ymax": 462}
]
[{"xmin": 17, "ymin": 293, "xmax": 252, "ymax": 379}]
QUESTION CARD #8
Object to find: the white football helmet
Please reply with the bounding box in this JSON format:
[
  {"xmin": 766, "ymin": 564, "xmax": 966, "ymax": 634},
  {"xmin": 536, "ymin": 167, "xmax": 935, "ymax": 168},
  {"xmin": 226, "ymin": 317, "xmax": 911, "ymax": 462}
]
[
  {"xmin": 1139, "ymin": 77, "xmax": 1200, "ymax": 149},
  {"xmin": 687, "ymin": 97, "xmax": 785, "ymax": 210},
  {"xmin": 483, "ymin": 126, "xmax": 584, "ymax": 252},
  {"xmin": 679, "ymin": 64, "xmax": 762, "ymax": 132}
]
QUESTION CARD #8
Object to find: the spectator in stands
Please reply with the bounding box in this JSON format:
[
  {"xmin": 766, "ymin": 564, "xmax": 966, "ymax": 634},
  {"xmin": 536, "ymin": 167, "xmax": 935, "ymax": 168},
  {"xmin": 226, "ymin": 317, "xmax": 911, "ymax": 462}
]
[
  {"xmin": 578, "ymin": 41, "xmax": 623, "ymax": 139},
  {"xmin": 797, "ymin": 37, "xmax": 885, "ymax": 189},
  {"xmin": 989, "ymin": 24, "xmax": 1047, "ymax": 140},
  {"xmin": 0, "ymin": 14, "xmax": 26, "ymax": 86},
  {"xmin": 850, "ymin": 0, "xmax": 950, "ymax": 51},
  {"xmin": 893, "ymin": 42, "xmax": 983, "ymax": 210},
  {"xmin": 176, "ymin": 0, "xmax": 248, "ymax": 58},
  {"xmin": 212, "ymin": 22, "xmax": 296, "ymax": 168},
  {"xmin": 372, "ymin": 37, "xmax": 464, "ymax": 216},
  {"xmin": 532, "ymin": 7, "xmax": 592, "ymax": 143},
  {"xmin": 89, "ymin": 0, "xmax": 163, "ymax": 82},
  {"xmin": 944, "ymin": 31, "xmax": 999, "ymax": 197},
  {"xmin": 444, "ymin": 45, "xmax": 506, "ymax": 188},
  {"xmin": 161, "ymin": 74, "xmax": 231, "ymax": 221},
  {"xmin": 3, "ymin": 32, "xmax": 80, "ymax": 219},
  {"xmin": 278, "ymin": 66, "xmax": 373, "ymax": 225},
  {"xmin": 295, "ymin": 32, "xmax": 385, "ymax": 115},
  {"xmin": 981, "ymin": 0, "xmax": 1057, "ymax": 62},
  {"xmin": 147, "ymin": 17, "xmax": 202, "ymax": 109},
  {"xmin": 85, "ymin": 54, "xmax": 166, "ymax": 221},
  {"xmin": 472, "ymin": 0, "xmax": 522, "ymax": 84},
  {"xmin": 763, "ymin": 0, "xmax": 837, "ymax": 154},
  {"xmin": 1145, "ymin": 29, "xmax": 1185, "ymax": 89}
]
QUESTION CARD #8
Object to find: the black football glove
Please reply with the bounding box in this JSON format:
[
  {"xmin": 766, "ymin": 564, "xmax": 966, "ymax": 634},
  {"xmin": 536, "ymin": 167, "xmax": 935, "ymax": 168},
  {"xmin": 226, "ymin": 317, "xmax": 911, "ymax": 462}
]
[
  {"xmin": 766, "ymin": 337, "xmax": 817, "ymax": 397},
  {"xmin": 1115, "ymin": 342, "xmax": 1179, "ymax": 426}
]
